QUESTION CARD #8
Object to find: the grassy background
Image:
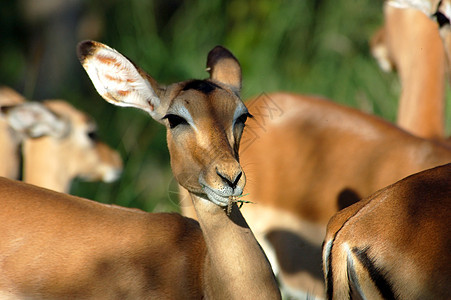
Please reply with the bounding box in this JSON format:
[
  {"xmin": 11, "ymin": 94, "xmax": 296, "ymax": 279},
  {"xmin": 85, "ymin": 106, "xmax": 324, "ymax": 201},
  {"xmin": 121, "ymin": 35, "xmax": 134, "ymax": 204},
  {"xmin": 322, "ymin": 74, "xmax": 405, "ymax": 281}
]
[{"xmin": 1, "ymin": 0, "xmax": 449, "ymax": 212}]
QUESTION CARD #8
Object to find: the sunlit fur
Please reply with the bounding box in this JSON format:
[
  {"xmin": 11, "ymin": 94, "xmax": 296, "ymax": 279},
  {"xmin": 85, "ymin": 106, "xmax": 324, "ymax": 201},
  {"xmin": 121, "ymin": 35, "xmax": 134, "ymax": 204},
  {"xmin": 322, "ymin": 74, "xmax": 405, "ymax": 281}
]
[
  {"xmin": 75, "ymin": 40, "xmax": 281, "ymax": 299},
  {"xmin": 372, "ymin": 1, "xmax": 450, "ymax": 140},
  {"xmin": 324, "ymin": 164, "xmax": 451, "ymax": 299}
]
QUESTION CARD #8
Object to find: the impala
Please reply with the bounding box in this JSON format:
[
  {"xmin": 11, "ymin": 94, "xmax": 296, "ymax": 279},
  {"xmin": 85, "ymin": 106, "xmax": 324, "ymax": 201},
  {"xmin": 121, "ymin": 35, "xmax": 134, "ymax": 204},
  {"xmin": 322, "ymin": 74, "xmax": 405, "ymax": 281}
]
[
  {"xmin": 176, "ymin": 4, "xmax": 451, "ymax": 298},
  {"xmin": 0, "ymin": 41, "xmax": 281, "ymax": 299},
  {"xmin": 178, "ymin": 91, "xmax": 451, "ymax": 299},
  {"xmin": 371, "ymin": 0, "xmax": 451, "ymax": 140},
  {"xmin": 323, "ymin": 163, "xmax": 451, "ymax": 299},
  {"xmin": 0, "ymin": 89, "xmax": 123, "ymax": 193}
]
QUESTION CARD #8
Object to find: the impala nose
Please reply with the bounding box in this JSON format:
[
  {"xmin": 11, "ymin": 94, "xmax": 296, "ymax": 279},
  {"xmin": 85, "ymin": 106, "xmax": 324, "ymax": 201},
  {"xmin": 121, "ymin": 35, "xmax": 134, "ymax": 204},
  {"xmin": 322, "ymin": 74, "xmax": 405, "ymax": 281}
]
[{"xmin": 216, "ymin": 169, "xmax": 242, "ymax": 190}]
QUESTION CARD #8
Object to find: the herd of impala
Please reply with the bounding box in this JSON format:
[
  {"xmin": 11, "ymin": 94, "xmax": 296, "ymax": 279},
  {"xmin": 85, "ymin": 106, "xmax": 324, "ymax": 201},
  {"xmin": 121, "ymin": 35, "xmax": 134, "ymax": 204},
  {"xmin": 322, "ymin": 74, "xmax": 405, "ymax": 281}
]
[{"xmin": 0, "ymin": 0, "xmax": 449, "ymax": 299}]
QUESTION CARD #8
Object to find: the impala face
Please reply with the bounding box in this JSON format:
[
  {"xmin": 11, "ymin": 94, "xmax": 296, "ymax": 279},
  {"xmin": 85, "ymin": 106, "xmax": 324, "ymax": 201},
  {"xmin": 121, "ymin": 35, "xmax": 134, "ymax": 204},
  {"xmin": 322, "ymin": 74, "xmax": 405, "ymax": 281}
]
[
  {"xmin": 78, "ymin": 41, "xmax": 250, "ymax": 207},
  {"xmin": 163, "ymin": 80, "xmax": 250, "ymax": 206},
  {"xmin": 1, "ymin": 100, "xmax": 123, "ymax": 188},
  {"xmin": 41, "ymin": 101, "xmax": 123, "ymax": 183}
]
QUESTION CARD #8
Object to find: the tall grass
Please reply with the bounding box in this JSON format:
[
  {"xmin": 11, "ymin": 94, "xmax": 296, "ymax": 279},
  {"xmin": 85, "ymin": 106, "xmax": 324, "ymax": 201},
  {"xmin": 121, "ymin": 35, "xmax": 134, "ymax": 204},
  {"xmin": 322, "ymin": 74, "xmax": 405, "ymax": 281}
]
[{"xmin": 1, "ymin": 0, "xmax": 449, "ymax": 212}]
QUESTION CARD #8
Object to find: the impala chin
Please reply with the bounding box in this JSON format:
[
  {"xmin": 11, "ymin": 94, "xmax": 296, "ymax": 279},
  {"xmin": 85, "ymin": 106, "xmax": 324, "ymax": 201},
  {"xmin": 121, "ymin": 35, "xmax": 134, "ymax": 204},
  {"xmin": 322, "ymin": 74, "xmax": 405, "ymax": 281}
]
[
  {"xmin": 78, "ymin": 166, "xmax": 122, "ymax": 183},
  {"xmin": 203, "ymin": 186, "xmax": 231, "ymax": 207},
  {"xmin": 202, "ymin": 184, "xmax": 244, "ymax": 207}
]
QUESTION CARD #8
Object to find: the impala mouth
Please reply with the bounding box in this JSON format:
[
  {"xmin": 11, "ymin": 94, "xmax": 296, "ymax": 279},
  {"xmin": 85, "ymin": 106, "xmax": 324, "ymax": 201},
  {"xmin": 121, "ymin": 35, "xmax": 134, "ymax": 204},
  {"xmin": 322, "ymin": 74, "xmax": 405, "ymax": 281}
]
[
  {"xmin": 201, "ymin": 184, "xmax": 242, "ymax": 207},
  {"xmin": 102, "ymin": 168, "xmax": 122, "ymax": 183},
  {"xmin": 202, "ymin": 186, "xmax": 229, "ymax": 206}
]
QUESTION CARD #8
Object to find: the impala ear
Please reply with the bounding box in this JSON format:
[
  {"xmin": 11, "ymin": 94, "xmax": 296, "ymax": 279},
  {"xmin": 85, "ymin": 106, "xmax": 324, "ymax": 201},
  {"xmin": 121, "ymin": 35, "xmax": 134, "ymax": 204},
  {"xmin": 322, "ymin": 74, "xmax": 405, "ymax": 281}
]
[
  {"xmin": 1, "ymin": 102, "xmax": 69, "ymax": 139},
  {"xmin": 206, "ymin": 46, "xmax": 242, "ymax": 95},
  {"xmin": 0, "ymin": 86, "xmax": 26, "ymax": 105},
  {"xmin": 77, "ymin": 40, "xmax": 165, "ymax": 120}
]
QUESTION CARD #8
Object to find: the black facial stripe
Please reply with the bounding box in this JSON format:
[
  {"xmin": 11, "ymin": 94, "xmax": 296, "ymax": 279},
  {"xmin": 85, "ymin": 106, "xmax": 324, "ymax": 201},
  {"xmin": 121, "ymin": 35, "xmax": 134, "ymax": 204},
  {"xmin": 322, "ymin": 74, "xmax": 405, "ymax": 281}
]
[{"xmin": 182, "ymin": 80, "xmax": 222, "ymax": 94}]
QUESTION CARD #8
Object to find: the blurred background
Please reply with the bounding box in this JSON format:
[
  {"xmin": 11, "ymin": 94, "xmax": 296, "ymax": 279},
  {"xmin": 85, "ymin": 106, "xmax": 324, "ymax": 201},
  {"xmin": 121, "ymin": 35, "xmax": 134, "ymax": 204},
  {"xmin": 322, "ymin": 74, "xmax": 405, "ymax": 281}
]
[{"xmin": 1, "ymin": 0, "xmax": 449, "ymax": 212}]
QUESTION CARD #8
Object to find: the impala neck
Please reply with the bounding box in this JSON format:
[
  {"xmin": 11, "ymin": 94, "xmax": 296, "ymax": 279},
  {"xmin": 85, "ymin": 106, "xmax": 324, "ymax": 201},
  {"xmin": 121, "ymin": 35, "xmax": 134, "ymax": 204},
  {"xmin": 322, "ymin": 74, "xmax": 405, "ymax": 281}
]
[
  {"xmin": 386, "ymin": 5, "xmax": 447, "ymax": 140},
  {"xmin": 190, "ymin": 193, "xmax": 281, "ymax": 299},
  {"xmin": 0, "ymin": 121, "xmax": 20, "ymax": 179},
  {"xmin": 396, "ymin": 43, "xmax": 446, "ymax": 140},
  {"xmin": 23, "ymin": 139, "xmax": 71, "ymax": 193}
]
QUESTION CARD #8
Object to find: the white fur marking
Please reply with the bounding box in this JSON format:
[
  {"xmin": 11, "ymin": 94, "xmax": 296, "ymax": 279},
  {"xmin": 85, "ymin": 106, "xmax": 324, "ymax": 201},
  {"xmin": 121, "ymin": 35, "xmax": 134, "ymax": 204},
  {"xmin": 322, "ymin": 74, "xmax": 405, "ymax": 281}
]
[{"xmin": 323, "ymin": 239, "xmax": 333, "ymax": 278}]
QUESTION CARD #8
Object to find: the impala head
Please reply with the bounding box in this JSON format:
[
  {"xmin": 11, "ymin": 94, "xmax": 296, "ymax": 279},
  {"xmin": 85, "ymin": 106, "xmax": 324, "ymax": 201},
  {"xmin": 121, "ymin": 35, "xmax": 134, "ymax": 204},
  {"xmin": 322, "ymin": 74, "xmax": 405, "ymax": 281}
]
[
  {"xmin": 77, "ymin": 41, "xmax": 250, "ymax": 207},
  {"xmin": 1, "ymin": 100, "xmax": 123, "ymax": 185},
  {"xmin": 385, "ymin": 0, "xmax": 451, "ymax": 72}
]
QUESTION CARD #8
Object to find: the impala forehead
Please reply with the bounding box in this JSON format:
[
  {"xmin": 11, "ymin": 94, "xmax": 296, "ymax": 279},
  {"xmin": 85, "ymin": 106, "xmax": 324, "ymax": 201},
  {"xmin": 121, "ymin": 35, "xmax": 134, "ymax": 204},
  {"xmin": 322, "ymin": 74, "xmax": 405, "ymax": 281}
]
[{"xmin": 167, "ymin": 85, "xmax": 246, "ymax": 127}]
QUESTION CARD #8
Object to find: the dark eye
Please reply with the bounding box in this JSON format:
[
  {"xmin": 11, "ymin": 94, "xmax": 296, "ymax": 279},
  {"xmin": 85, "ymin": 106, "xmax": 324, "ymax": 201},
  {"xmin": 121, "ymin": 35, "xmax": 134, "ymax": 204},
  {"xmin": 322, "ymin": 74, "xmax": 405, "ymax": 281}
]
[
  {"xmin": 236, "ymin": 113, "xmax": 252, "ymax": 125},
  {"xmin": 87, "ymin": 130, "xmax": 98, "ymax": 141},
  {"xmin": 163, "ymin": 114, "xmax": 188, "ymax": 129}
]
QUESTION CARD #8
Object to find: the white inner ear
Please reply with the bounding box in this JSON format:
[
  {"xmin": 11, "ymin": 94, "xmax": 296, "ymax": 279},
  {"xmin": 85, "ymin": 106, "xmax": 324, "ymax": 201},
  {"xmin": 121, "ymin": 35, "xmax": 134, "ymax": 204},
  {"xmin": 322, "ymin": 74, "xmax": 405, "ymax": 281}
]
[{"xmin": 82, "ymin": 46, "xmax": 160, "ymax": 116}]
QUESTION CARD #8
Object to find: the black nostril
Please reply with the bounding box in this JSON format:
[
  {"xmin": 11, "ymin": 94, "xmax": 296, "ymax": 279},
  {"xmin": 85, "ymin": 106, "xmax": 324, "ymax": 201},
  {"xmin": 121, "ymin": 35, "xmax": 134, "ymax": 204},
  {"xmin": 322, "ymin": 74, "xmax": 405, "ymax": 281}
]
[
  {"xmin": 217, "ymin": 171, "xmax": 233, "ymax": 188},
  {"xmin": 217, "ymin": 170, "xmax": 242, "ymax": 189},
  {"xmin": 232, "ymin": 171, "xmax": 242, "ymax": 188}
]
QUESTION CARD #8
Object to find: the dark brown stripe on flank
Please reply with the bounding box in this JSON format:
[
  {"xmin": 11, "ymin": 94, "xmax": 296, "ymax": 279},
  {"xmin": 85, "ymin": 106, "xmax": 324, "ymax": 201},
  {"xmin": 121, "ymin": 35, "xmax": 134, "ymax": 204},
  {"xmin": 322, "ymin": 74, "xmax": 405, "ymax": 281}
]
[{"xmin": 352, "ymin": 247, "xmax": 397, "ymax": 300}]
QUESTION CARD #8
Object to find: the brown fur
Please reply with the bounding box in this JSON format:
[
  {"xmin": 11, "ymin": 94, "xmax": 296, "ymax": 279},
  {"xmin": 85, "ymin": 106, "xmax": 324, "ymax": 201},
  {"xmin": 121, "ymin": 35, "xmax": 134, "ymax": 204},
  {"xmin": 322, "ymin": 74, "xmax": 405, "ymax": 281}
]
[
  {"xmin": 177, "ymin": 92, "xmax": 451, "ymax": 298},
  {"xmin": 0, "ymin": 42, "xmax": 282, "ymax": 299},
  {"xmin": 0, "ymin": 87, "xmax": 122, "ymax": 192},
  {"xmin": 68, "ymin": 41, "xmax": 280, "ymax": 299},
  {"xmin": 21, "ymin": 100, "xmax": 123, "ymax": 192},
  {"xmin": 324, "ymin": 163, "xmax": 451, "ymax": 299},
  {"xmin": 0, "ymin": 177, "xmax": 206, "ymax": 299},
  {"xmin": 371, "ymin": 3, "xmax": 448, "ymax": 140}
]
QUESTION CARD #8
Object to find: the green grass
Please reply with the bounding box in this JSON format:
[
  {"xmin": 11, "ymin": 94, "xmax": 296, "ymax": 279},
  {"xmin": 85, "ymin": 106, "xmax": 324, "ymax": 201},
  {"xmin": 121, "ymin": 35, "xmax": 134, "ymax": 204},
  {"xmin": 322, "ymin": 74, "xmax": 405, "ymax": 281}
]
[{"xmin": 1, "ymin": 0, "xmax": 449, "ymax": 212}]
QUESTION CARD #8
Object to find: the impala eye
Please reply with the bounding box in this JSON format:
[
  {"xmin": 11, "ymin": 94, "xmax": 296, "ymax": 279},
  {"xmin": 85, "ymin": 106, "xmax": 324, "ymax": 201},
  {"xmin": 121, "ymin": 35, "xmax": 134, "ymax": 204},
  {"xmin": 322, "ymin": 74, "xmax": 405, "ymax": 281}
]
[
  {"xmin": 236, "ymin": 112, "xmax": 252, "ymax": 125},
  {"xmin": 163, "ymin": 114, "xmax": 189, "ymax": 129},
  {"xmin": 87, "ymin": 130, "xmax": 98, "ymax": 141}
]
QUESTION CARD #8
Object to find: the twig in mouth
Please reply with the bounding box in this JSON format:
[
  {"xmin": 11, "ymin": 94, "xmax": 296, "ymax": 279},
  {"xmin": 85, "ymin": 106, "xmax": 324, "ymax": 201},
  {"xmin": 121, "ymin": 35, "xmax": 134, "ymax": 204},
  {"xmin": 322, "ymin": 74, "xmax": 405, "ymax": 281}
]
[{"xmin": 227, "ymin": 194, "xmax": 253, "ymax": 216}]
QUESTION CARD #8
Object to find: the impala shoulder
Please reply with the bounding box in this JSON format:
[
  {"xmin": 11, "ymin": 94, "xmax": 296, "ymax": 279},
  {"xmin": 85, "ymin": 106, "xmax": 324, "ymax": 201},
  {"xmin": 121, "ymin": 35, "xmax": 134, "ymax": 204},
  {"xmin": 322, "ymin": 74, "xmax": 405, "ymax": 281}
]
[
  {"xmin": 391, "ymin": 163, "xmax": 451, "ymax": 200},
  {"xmin": 325, "ymin": 197, "xmax": 370, "ymax": 241},
  {"xmin": 141, "ymin": 212, "xmax": 204, "ymax": 244}
]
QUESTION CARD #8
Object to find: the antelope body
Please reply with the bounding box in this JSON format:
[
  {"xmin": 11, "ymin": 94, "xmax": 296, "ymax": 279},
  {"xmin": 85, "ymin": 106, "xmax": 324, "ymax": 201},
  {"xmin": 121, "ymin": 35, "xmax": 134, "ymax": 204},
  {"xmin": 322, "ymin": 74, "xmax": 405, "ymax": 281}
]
[
  {"xmin": 323, "ymin": 163, "xmax": 451, "ymax": 299},
  {"xmin": 181, "ymin": 91, "xmax": 451, "ymax": 298},
  {"xmin": 0, "ymin": 41, "xmax": 281, "ymax": 299}
]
